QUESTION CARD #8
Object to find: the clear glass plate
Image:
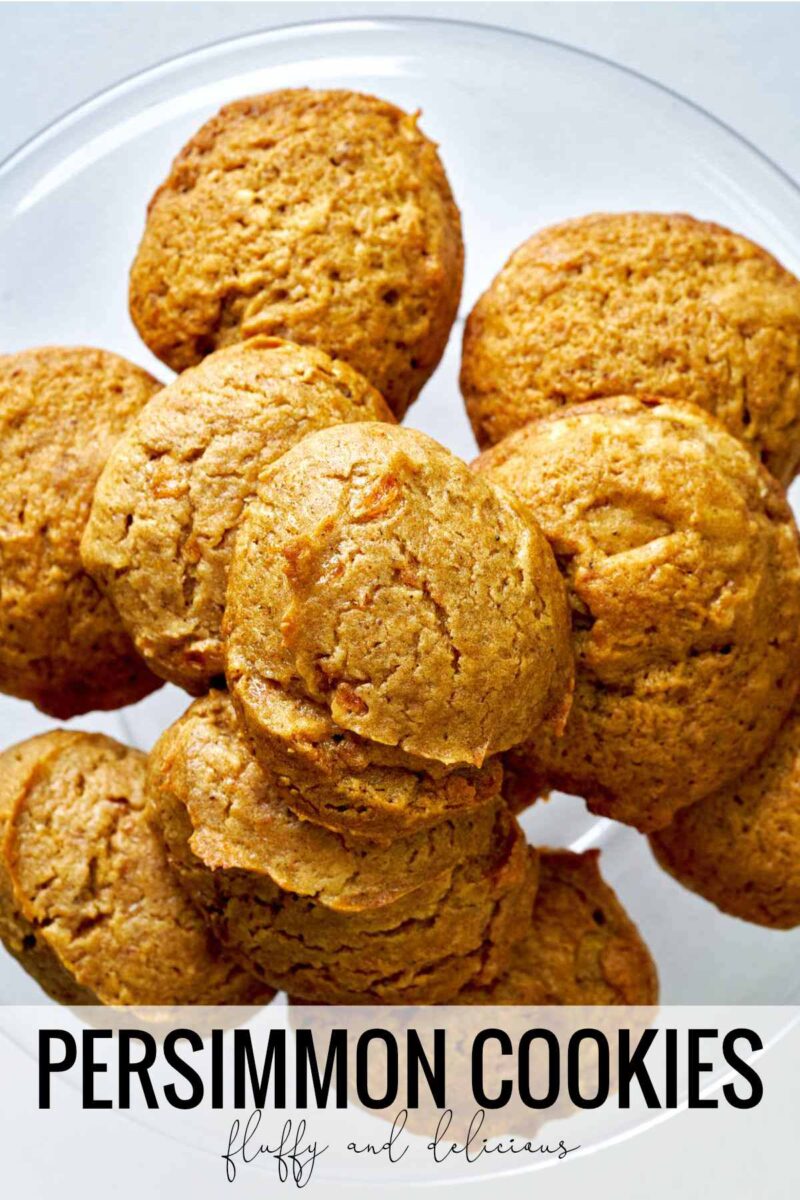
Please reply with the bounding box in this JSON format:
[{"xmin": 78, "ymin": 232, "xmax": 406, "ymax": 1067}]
[{"xmin": 2, "ymin": 15, "xmax": 799, "ymax": 1005}]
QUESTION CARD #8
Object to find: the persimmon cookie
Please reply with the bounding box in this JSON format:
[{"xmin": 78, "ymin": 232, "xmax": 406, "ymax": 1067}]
[
  {"xmin": 0, "ymin": 347, "xmax": 163, "ymax": 717},
  {"xmin": 129, "ymin": 88, "xmax": 464, "ymax": 419},
  {"xmin": 0, "ymin": 731, "xmax": 271, "ymax": 1006},
  {"xmin": 81, "ymin": 338, "xmax": 392, "ymax": 693},
  {"xmin": 224, "ymin": 422, "xmax": 573, "ymax": 840},
  {"xmin": 477, "ymin": 396, "xmax": 800, "ymax": 832},
  {"xmin": 461, "ymin": 212, "xmax": 800, "ymax": 483},
  {"xmin": 650, "ymin": 696, "xmax": 800, "ymax": 929}
]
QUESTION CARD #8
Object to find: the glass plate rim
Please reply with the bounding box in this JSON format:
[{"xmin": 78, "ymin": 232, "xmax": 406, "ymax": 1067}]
[{"xmin": 1, "ymin": 10, "xmax": 799, "ymax": 208}]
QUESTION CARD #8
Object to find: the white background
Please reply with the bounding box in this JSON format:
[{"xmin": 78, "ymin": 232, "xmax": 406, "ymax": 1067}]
[{"xmin": 1, "ymin": 3, "xmax": 799, "ymax": 1197}]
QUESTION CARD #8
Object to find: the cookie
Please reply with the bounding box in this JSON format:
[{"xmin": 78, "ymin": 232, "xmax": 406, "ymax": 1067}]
[
  {"xmin": 0, "ymin": 347, "xmax": 163, "ymax": 718},
  {"xmin": 224, "ymin": 422, "xmax": 573, "ymax": 838},
  {"xmin": 477, "ymin": 396, "xmax": 800, "ymax": 831},
  {"xmin": 2, "ymin": 731, "xmax": 271, "ymax": 1006},
  {"xmin": 129, "ymin": 88, "xmax": 464, "ymax": 419},
  {"xmin": 456, "ymin": 849, "xmax": 659, "ymax": 1004},
  {"xmin": 152, "ymin": 783, "xmax": 537, "ymax": 1004},
  {"xmin": 650, "ymin": 698, "xmax": 800, "ymax": 928},
  {"xmin": 0, "ymin": 736, "xmax": 96, "ymax": 1004},
  {"xmin": 461, "ymin": 212, "xmax": 800, "ymax": 483},
  {"xmin": 225, "ymin": 422, "xmax": 572, "ymax": 838},
  {"xmin": 147, "ymin": 689, "xmax": 504, "ymax": 911},
  {"xmin": 81, "ymin": 338, "xmax": 392, "ymax": 693}
]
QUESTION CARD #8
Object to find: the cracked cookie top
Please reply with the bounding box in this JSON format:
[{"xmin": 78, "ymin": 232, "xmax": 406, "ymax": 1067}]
[
  {"xmin": 129, "ymin": 88, "xmax": 464, "ymax": 419},
  {"xmin": 477, "ymin": 396, "xmax": 800, "ymax": 830},
  {"xmin": 0, "ymin": 346, "xmax": 163, "ymax": 718},
  {"xmin": 225, "ymin": 422, "xmax": 574, "ymax": 776},
  {"xmin": 2, "ymin": 731, "xmax": 271, "ymax": 1006},
  {"xmin": 81, "ymin": 338, "xmax": 392, "ymax": 693},
  {"xmin": 461, "ymin": 212, "xmax": 800, "ymax": 484}
]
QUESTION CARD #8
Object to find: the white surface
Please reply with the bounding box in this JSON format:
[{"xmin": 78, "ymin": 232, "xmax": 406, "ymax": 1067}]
[{"xmin": 2, "ymin": 1, "xmax": 800, "ymax": 186}]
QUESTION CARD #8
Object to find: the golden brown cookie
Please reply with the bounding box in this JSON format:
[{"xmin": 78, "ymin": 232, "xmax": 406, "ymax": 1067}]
[
  {"xmin": 456, "ymin": 849, "xmax": 659, "ymax": 1004},
  {"xmin": 224, "ymin": 421, "xmax": 573, "ymax": 838},
  {"xmin": 477, "ymin": 396, "xmax": 800, "ymax": 831},
  {"xmin": 81, "ymin": 338, "xmax": 392, "ymax": 693},
  {"xmin": 461, "ymin": 212, "xmax": 800, "ymax": 483},
  {"xmin": 0, "ymin": 736, "xmax": 97, "ymax": 1004},
  {"xmin": 0, "ymin": 347, "xmax": 163, "ymax": 718},
  {"xmin": 239, "ymin": 414, "xmax": 570, "ymax": 768},
  {"xmin": 129, "ymin": 88, "xmax": 463, "ymax": 419},
  {"xmin": 2, "ymin": 731, "xmax": 271, "ymax": 1006},
  {"xmin": 152, "ymin": 781, "xmax": 537, "ymax": 1004},
  {"xmin": 147, "ymin": 689, "xmax": 505, "ymax": 911},
  {"xmin": 650, "ymin": 698, "xmax": 800, "ymax": 928}
]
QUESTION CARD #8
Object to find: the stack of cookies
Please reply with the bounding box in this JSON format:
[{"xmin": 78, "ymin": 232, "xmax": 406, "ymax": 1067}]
[
  {"xmin": 3, "ymin": 86, "xmax": 798, "ymax": 1011},
  {"xmin": 137, "ymin": 412, "xmax": 579, "ymax": 1003}
]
